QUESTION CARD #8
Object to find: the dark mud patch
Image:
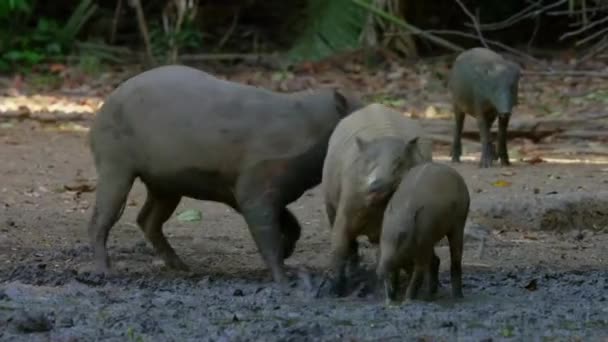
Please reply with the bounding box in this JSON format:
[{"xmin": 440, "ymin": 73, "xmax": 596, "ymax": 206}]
[{"xmin": 1, "ymin": 265, "xmax": 607, "ymax": 341}]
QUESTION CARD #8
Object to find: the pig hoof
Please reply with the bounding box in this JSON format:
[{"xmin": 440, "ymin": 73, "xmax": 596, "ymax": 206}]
[
  {"xmin": 452, "ymin": 291, "xmax": 464, "ymax": 299},
  {"xmin": 329, "ymin": 279, "xmax": 347, "ymax": 297},
  {"xmin": 77, "ymin": 264, "xmax": 114, "ymax": 279},
  {"xmin": 282, "ymin": 240, "xmax": 297, "ymax": 260},
  {"xmin": 479, "ymin": 158, "xmax": 493, "ymax": 168},
  {"xmin": 385, "ymin": 299, "xmax": 400, "ymax": 307},
  {"xmin": 164, "ymin": 257, "xmax": 190, "ymax": 271},
  {"xmin": 451, "ymin": 155, "xmax": 461, "ymax": 163},
  {"xmin": 500, "ymin": 158, "xmax": 511, "ymax": 166}
]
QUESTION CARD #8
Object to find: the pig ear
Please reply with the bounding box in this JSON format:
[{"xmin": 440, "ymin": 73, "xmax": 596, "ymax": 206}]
[
  {"xmin": 355, "ymin": 136, "xmax": 367, "ymax": 151},
  {"xmin": 405, "ymin": 137, "xmax": 419, "ymax": 152},
  {"xmin": 334, "ymin": 90, "xmax": 348, "ymax": 116}
]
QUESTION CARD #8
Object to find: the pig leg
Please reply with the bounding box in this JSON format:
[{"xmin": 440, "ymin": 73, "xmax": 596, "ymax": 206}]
[
  {"xmin": 476, "ymin": 113, "xmax": 496, "ymax": 168},
  {"xmin": 381, "ymin": 271, "xmax": 400, "ymax": 304},
  {"xmin": 497, "ymin": 115, "xmax": 511, "ymax": 166},
  {"xmin": 447, "ymin": 228, "xmax": 464, "ymax": 298},
  {"xmin": 429, "ymin": 252, "xmax": 441, "ymax": 295},
  {"xmin": 326, "ymin": 203, "xmax": 358, "ymax": 274},
  {"xmin": 451, "ymin": 106, "xmax": 465, "ymax": 163},
  {"xmin": 235, "ymin": 173, "xmax": 288, "ymax": 284},
  {"xmin": 239, "ymin": 201, "xmax": 287, "ymax": 284},
  {"xmin": 405, "ymin": 252, "xmax": 431, "ymax": 301},
  {"xmin": 329, "ymin": 204, "xmax": 356, "ymax": 296},
  {"xmin": 136, "ymin": 190, "xmax": 187, "ymax": 270},
  {"xmin": 375, "ymin": 252, "xmax": 398, "ymax": 303},
  {"xmin": 325, "ymin": 202, "xmax": 336, "ymax": 226},
  {"xmin": 87, "ymin": 168, "xmax": 134, "ymax": 274},
  {"xmin": 346, "ymin": 240, "xmax": 360, "ymax": 275},
  {"xmin": 279, "ymin": 208, "xmax": 301, "ymax": 259}
]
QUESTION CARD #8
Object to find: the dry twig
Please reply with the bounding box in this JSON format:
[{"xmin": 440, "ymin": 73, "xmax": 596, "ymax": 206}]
[
  {"xmin": 464, "ymin": 0, "xmax": 567, "ymax": 31},
  {"xmin": 560, "ymin": 14, "xmax": 608, "ymax": 41},
  {"xmin": 110, "ymin": 0, "xmax": 123, "ymax": 44},
  {"xmin": 217, "ymin": 9, "xmax": 240, "ymax": 50},
  {"xmin": 352, "ymin": 0, "xmax": 464, "ymax": 53},
  {"xmin": 453, "ymin": 0, "xmax": 488, "ymax": 48},
  {"xmin": 421, "ymin": 30, "xmax": 542, "ymax": 64},
  {"xmin": 128, "ymin": 0, "xmax": 155, "ymax": 65}
]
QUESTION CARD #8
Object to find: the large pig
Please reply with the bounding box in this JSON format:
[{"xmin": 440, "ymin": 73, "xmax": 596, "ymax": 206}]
[
  {"xmin": 322, "ymin": 103, "xmax": 432, "ymax": 295},
  {"xmin": 87, "ymin": 65, "xmax": 363, "ymax": 284}
]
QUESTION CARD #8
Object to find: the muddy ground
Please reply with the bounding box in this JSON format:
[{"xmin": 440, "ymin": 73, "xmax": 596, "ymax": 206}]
[{"xmin": 0, "ymin": 119, "xmax": 607, "ymax": 342}]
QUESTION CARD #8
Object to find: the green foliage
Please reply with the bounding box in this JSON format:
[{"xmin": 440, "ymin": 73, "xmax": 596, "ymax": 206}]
[
  {"xmin": 287, "ymin": 0, "xmax": 370, "ymax": 63},
  {"xmin": 0, "ymin": 0, "xmax": 31, "ymax": 16},
  {"xmin": 78, "ymin": 54, "xmax": 103, "ymax": 76},
  {"xmin": 0, "ymin": 0, "xmax": 97, "ymax": 72},
  {"xmin": 149, "ymin": 19, "xmax": 205, "ymax": 63}
]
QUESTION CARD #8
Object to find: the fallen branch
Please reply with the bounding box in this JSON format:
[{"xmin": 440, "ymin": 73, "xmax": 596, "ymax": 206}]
[
  {"xmin": 421, "ymin": 113, "xmax": 608, "ymax": 143},
  {"xmin": 177, "ymin": 53, "xmax": 285, "ymax": 69},
  {"xmin": 555, "ymin": 130, "xmax": 608, "ymax": 140},
  {"xmin": 522, "ymin": 70, "xmax": 608, "ymax": 77},
  {"xmin": 0, "ymin": 111, "xmax": 92, "ymax": 123}
]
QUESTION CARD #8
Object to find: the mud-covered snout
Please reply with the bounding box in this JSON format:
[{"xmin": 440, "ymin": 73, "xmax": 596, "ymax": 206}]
[
  {"xmin": 364, "ymin": 178, "xmax": 395, "ymax": 204},
  {"xmin": 367, "ymin": 179, "xmax": 392, "ymax": 197}
]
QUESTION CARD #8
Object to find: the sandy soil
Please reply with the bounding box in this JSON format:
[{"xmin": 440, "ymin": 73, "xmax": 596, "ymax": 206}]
[{"xmin": 1, "ymin": 121, "xmax": 608, "ymax": 341}]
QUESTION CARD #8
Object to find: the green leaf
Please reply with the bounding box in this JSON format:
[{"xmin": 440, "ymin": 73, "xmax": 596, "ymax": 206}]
[
  {"xmin": 176, "ymin": 209, "xmax": 202, "ymax": 222},
  {"xmin": 500, "ymin": 325, "xmax": 514, "ymax": 337},
  {"xmin": 287, "ymin": 0, "xmax": 369, "ymax": 63}
]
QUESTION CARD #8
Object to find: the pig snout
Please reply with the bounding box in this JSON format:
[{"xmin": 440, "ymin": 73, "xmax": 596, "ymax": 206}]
[
  {"xmin": 365, "ymin": 179, "xmax": 393, "ymax": 203},
  {"xmin": 492, "ymin": 87, "xmax": 516, "ymax": 116}
]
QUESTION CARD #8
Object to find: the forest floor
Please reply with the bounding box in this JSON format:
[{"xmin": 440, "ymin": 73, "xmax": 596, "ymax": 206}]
[{"xmin": 1, "ymin": 54, "xmax": 608, "ymax": 341}]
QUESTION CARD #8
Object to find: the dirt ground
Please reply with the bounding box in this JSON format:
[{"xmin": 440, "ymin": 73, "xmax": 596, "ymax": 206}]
[{"xmin": 0, "ymin": 118, "xmax": 607, "ymax": 341}]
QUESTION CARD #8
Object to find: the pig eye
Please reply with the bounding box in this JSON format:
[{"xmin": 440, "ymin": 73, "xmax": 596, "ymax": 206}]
[{"xmin": 393, "ymin": 159, "xmax": 404, "ymax": 171}]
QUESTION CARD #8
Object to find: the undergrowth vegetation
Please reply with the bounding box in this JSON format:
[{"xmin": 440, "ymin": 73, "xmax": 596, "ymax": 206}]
[{"xmin": 0, "ymin": 0, "xmax": 606, "ymax": 74}]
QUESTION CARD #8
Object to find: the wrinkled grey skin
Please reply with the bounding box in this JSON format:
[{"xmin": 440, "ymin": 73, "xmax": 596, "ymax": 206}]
[
  {"xmin": 321, "ymin": 103, "xmax": 432, "ymax": 296},
  {"xmin": 448, "ymin": 47, "xmax": 521, "ymax": 168},
  {"xmin": 377, "ymin": 162, "xmax": 470, "ymax": 303},
  {"xmin": 88, "ymin": 65, "xmax": 363, "ymax": 284}
]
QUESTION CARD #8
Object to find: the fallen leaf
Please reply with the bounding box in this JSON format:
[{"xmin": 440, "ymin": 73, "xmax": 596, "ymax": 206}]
[
  {"xmin": 3, "ymin": 138, "xmax": 20, "ymax": 145},
  {"xmin": 63, "ymin": 182, "xmax": 95, "ymax": 193},
  {"xmin": 177, "ymin": 209, "xmax": 202, "ymax": 222},
  {"xmin": 525, "ymin": 156, "xmax": 545, "ymax": 164},
  {"xmin": 524, "ymin": 279, "xmax": 538, "ymax": 291},
  {"xmin": 491, "ymin": 180, "xmax": 511, "ymax": 187},
  {"xmin": 49, "ymin": 63, "xmax": 67, "ymax": 73}
]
